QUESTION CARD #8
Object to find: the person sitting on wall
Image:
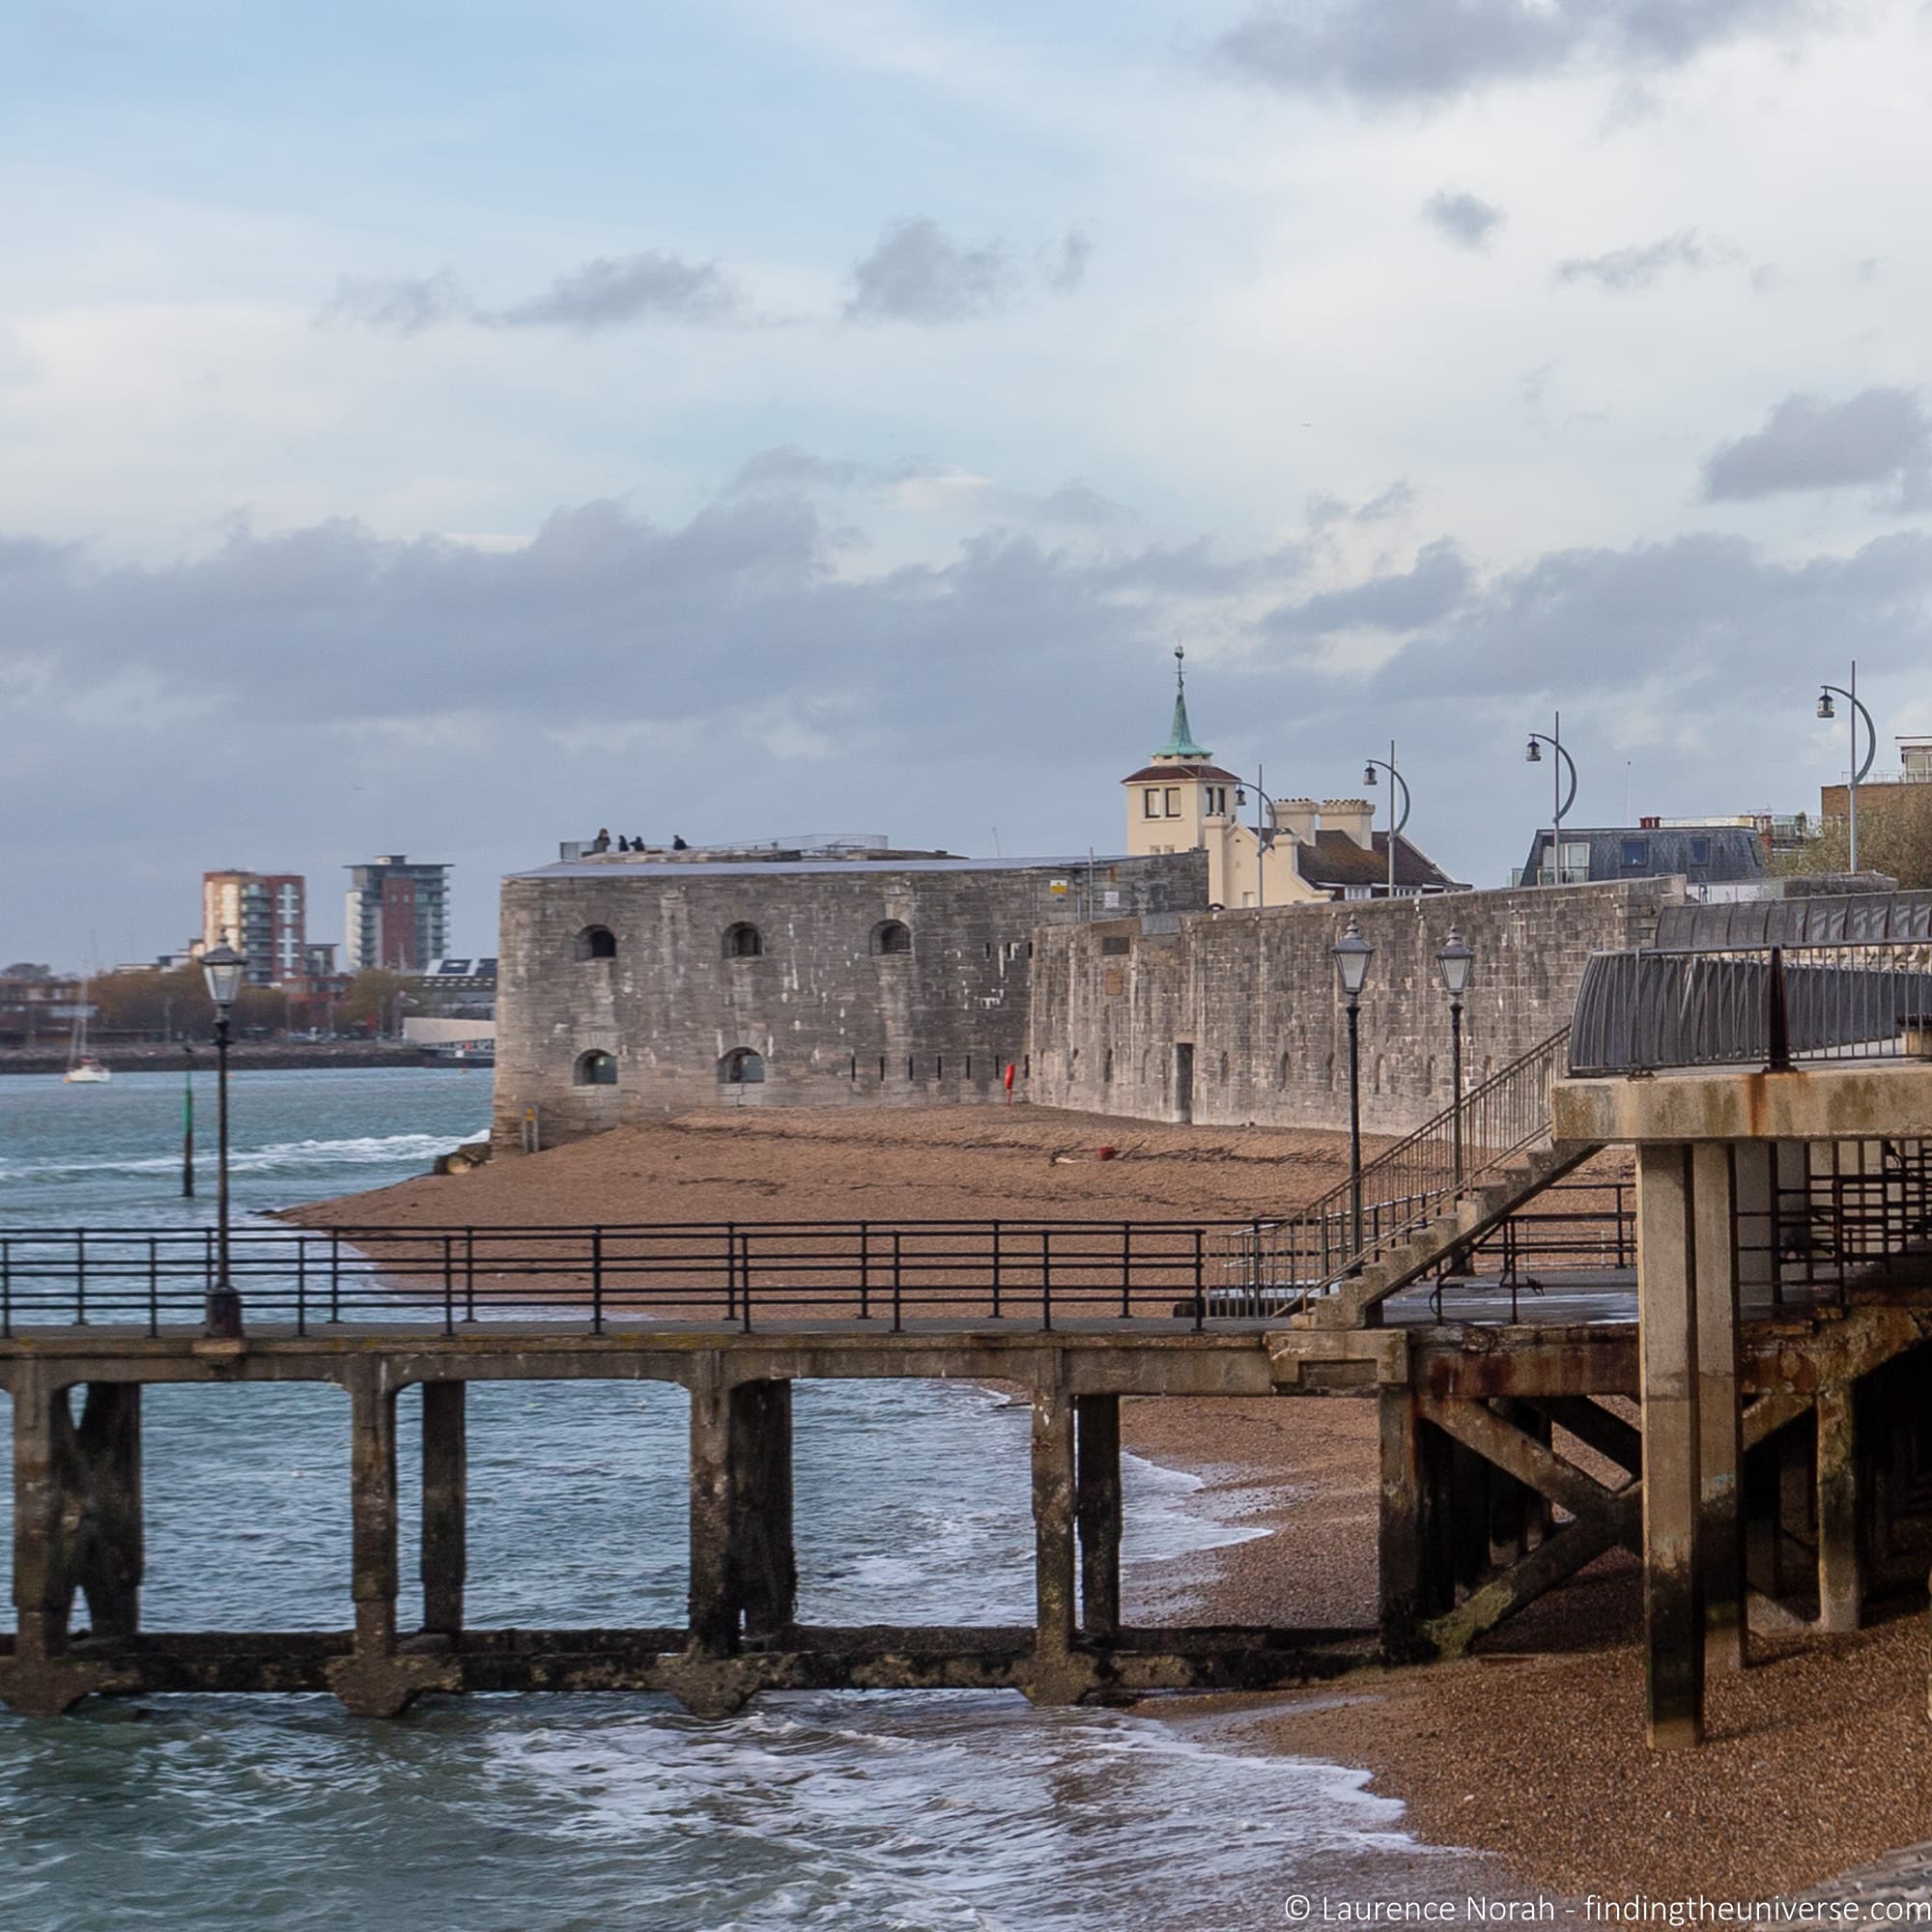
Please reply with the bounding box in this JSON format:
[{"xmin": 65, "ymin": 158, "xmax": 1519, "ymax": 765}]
[
  {"xmin": 632, "ymin": 835, "xmax": 645, "ymax": 850},
  {"xmin": 671, "ymin": 834, "xmax": 689, "ymax": 850},
  {"xmin": 615, "ymin": 836, "xmax": 633, "ymax": 852},
  {"xmin": 589, "ymin": 828, "xmax": 611, "ymax": 853}
]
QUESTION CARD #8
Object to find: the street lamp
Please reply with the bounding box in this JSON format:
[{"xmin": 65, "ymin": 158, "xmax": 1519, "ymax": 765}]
[
  {"xmin": 1230, "ymin": 766, "xmax": 1284, "ymax": 910},
  {"xmin": 1333, "ymin": 916, "xmax": 1375, "ymax": 1258},
  {"xmin": 1815, "ymin": 663, "xmax": 1877, "ymax": 874},
  {"xmin": 200, "ymin": 942, "xmax": 245, "ymax": 1338},
  {"xmin": 1524, "ymin": 712, "xmax": 1579, "ymax": 882},
  {"xmin": 1435, "ymin": 927, "xmax": 1474, "ymax": 1186},
  {"xmin": 1361, "ymin": 741, "xmax": 1410, "ymax": 898}
]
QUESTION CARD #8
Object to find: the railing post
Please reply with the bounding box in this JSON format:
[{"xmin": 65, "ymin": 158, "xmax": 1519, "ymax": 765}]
[
  {"xmin": 892, "ymin": 1231, "xmax": 903, "ymax": 1333},
  {"xmin": 148, "ymin": 1236, "xmax": 159, "ymax": 1338},
  {"xmin": 1040, "ymin": 1228, "xmax": 1052, "ymax": 1333},
  {"xmin": 464, "ymin": 1228, "xmax": 476, "ymax": 1323},
  {"xmin": 724, "ymin": 1223, "xmax": 737, "ymax": 1322},
  {"xmin": 1766, "ymin": 945, "xmax": 1792, "ymax": 1072},
  {"xmin": 296, "ymin": 1237, "xmax": 308, "ymax": 1337},
  {"xmin": 740, "ymin": 1229, "xmax": 753, "ymax": 1335},
  {"xmin": 76, "ymin": 1231, "xmax": 87, "ymax": 1327},
  {"xmin": 991, "ymin": 1219, "xmax": 1003, "ymax": 1320},
  {"xmin": 591, "ymin": 1228, "xmax": 604, "ymax": 1336},
  {"xmin": 858, "ymin": 1221, "xmax": 870, "ymax": 1321},
  {"xmin": 329, "ymin": 1232, "xmax": 342, "ymax": 1324},
  {"xmin": 2, "ymin": 1237, "xmax": 12, "ymax": 1340},
  {"xmin": 442, "ymin": 1233, "xmax": 455, "ymax": 1337},
  {"xmin": 1193, "ymin": 1228, "xmax": 1205, "ymax": 1331},
  {"xmin": 1121, "ymin": 1223, "xmax": 1132, "ymax": 1319}
]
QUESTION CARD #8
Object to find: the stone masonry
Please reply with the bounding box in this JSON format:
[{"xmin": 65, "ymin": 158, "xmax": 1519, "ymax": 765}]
[
  {"xmin": 493, "ymin": 851, "xmax": 1208, "ymax": 1147},
  {"xmin": 1026, "ymin": 877, "xmax": 1679, "ymax": 1137}
]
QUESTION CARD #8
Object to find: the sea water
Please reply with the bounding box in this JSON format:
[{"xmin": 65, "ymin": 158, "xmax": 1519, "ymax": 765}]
[{"xmin": 0, "ymin": 1067, "xmax": 1486, "ymax": 1930}]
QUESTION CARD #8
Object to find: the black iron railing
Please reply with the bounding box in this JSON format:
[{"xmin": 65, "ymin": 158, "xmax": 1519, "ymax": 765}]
[
  {"xmin": 0, "ymin": 1219, "xmax": 1246, "ymax": 1335},
  {"xmin": 1210, "ymin": 1026, "xmax": 1573, "ymax": 1312},
  {"xmin": 1569, "ymin": 941, "xmax": 1932, "ymax": 1076}
]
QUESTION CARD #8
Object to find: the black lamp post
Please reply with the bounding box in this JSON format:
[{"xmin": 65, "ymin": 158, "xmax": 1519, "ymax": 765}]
[
  {"xmin": 1435, "ymin": 927, "xmax": 1474, "ymax": 1186},
  {"xmin": 1361, "ymin": 742, "xmax": 1410, "ymax": 898},
  {"xmin": 201, "ymin": 943, "xmax": 245, "ymax": 1338},
  {"xmin": 1332, "ymin": 916, "xmax": 1375, "ymax": 1257},
  {"xmin": 1524, "ymin": 713, "xmax": 1579, "ymax": 881}
]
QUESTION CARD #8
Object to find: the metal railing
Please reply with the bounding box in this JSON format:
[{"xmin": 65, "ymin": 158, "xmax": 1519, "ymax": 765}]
[
  {"xmin": 1569, "ymin": 942, "xmax": 1932, "ymax": 1076},
  {"xmin": 1211, "ymin": 1026, "xmax": 1573, "ymax": 1313},
  {"xmin": 0, "ymin": 1219, "xmax": 1252, "ymax": 1336}
]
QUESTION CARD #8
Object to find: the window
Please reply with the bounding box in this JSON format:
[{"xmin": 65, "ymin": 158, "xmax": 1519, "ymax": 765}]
[
  {"xmin": 720, "ymin": 1047, "xmax": 765, "ymax": 1085},
  {"xmin": 574, "ymin": 924, "xmax": 616, "ymax": 961},
  {"xmin": 1689, "ymin": 837, "xmax": 1711, "ymax": 867},
  {"xmin": 1101, "ymin": 936, "xmax": 1130, "ymax": 955},
  {"xmin": 871, "ymin": 920, "xmax": 912, "ymax": 956},
  {"xmin": 573, "ymin": 1050, "xmax": 617, "ymax": 1086},
  {"xmin": 1620, "ymin": 838, "xmax": 1649, "ymax": 868},
  {"xmin": 1143, "ymin": 789, "xmax": 1160, "ymax": 819},
  {"xmin": 723, "ymin": 923, "xmax": 762, "ymax": 959},
  {"xmin": 1205, "ymin": 786, "xmax": 1226, "ymax": 816},
  {"xmin": 1164, "ymin": 787, "xmax": 1179, "ymax": 816}
]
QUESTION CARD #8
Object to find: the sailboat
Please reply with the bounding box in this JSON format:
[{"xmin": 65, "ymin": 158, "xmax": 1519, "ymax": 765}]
[{"xmin": 63, "ymin": 979, "xmax": 111, "ymax": 1084}]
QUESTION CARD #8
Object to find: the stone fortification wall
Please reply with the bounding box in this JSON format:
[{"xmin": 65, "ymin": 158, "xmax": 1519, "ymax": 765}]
[
  {"xmin": 494, "ymin": 852, "xmax": 1207, "ymax": 1147},
  {"xmin": 1026, "ymin": 878, "xmax": 1679, "ymax": 1138}
]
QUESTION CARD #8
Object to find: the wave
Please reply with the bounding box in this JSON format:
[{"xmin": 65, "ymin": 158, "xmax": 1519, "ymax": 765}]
[{"xmin": 0, "ymin": 1131, "xmax": 466, "ymax": 1182}]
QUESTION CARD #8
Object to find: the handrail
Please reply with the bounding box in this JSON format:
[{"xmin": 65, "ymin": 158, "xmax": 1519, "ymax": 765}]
[{"xmin": 1215, "ymin": 1025, "xmax": 1573, "ymax": 1309}]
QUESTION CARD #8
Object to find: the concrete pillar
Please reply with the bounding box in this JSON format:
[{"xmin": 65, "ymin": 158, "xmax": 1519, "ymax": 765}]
[
  {"xmin": 1816, "ymin": 1384, "xmax": 1862, "ymax": 1634},
  {"xmin": 728, "ymin": 1379, "xmax": 796, "ymax": 1643},
  {"xmin": 348, "ymin": 1369, "xmax": 401, "ymax": 1665},
  {"xmin": 1032, "ymin": 1383, "xmax": 1078, "ymax": 1664},
  {"xmin": 1074, "ymin": 1394, "xmax": 1122, "ymax": 1639},
  {"xmin": 687, "ymin": 1367, "xmax": 738, "ymax": 1656},
  {"xmin": 10, "ymin": 1373, "xmax": 71, "ymax": 1666},
  {"xmin": 1692, "ymin": 1143, "xmax": 1745, "ymax": 1673},
  {"xmin": 1637, "ymin": 1141, "xmax": 1704, "ymax": 1748},
  {"xmin": 1378, "ymin": 1386, "xmax": 1431, "ymax": 1660},
  {"xmin": 420, "ymin": 1381, "xmax": 466, "ymax": 1639}
]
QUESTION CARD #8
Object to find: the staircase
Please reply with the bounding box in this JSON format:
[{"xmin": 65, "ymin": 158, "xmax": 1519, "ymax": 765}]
[{"xmin": 1211, "ymin": 1026, "xmax": 1600, "ymax": 1329}]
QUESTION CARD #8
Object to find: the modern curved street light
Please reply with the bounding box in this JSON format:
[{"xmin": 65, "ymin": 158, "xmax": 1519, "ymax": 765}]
[
  {"xmin": 1361, "ymin": 741, "xmax": 1409, "ymax": 898},
  {"xmin": 1333, "ymin": 916, "xmax": 1375, "ymax": 1257},
  {"xmin": 1816, "ymin": 663, "xmax": 1877, "ymax": 874},
  {"xmin": 200, "ymin": 942, "xmax": 245, "ymax": 1339},
  {"xmin": 1525, "ymin": 713, "xmax": 1579, "ymax": 880},
  {"xmin": 1230, "ymin": 767, "xmax": 1284, "ymax": 911}
]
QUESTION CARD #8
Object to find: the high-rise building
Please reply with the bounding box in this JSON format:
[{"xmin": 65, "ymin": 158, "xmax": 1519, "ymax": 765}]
[
  {"xmin": 202, "ymin": 871, "xmax": 307, "ymax": 985},
  {"xmin": 344, "ymin": 855, "xmax": 451, "ymax": 971}
]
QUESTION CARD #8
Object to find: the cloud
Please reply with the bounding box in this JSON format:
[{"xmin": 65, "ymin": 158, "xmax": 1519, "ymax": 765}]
[
  {"xmin": 724, "ymin": 447, "xmax": 917, "ymax": 496},
  {"xmin": 323, "ymin": 268, "xmax": 475, "ymax": 335},
  {"xmin": 1553, "ymin": 230, "xmax": 1722, "ymax": 292},
  {"xmin": 1212, "ymin": 0, "xmax": 1825, "ymax": 106},
  {"xmin": 325, "ymin": 251, "xmax": 744, "ymax": 333},
  {"xmin": 495, "ymin": 251, "xmax": 742, "ymax": 330},
  {"xmin": 1420, "ymin": 189, "xmax": 1504, "ymax": 250},
  {"xmin": 844, "ymin": 218, "xmax": 1091, "ymax": 324},
  {"xmin": 1267, "ymin": 538, "xmax": 1473, "ymax": 639},
  {"xmin": 1699, "ymin": 388, "xmax": 1932, "ymax": 501}
]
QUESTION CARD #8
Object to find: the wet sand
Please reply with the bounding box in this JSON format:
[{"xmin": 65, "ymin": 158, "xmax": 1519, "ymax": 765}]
[{"xmin": 299, "ymin": 1104, "xmax": 1932, "ymax": 1903}]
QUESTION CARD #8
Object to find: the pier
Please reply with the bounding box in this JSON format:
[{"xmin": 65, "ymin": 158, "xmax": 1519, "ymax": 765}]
[{"xmin": 9, "ymin": 941, "xmax": 1932, "ymax": 1745}]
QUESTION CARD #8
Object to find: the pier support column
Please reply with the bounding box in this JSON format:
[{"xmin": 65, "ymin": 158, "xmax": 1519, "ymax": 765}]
[
  {"xmin": 1074, "ymin": 1394, "xmax": 1122, "ymax": 1640},
  {"xmin": 1027, "ymin": 1376, "xmax": 1084, "ymax": 1704},
  {"xmin": 1692, "ymin": 1144, "xmax": 1745, "ymax": 1673},
  {"xmin": 0, "ymin": 1374, "xmax": 114, "ymax": 1716},
  {"xmin": 420, "ymin": 1381, "xmax": 466, "ymax": 1640},
  {"xmin": 728, "ymin": 1378, "xmax": 796, "ymax": 1644},
  {"xmin": 687, "ymin": 1365, "xmax": 738, "ymax": 1658},
  {"xmin": 1816, "ymin": 1384, "xmax": 1862, "ymax": 1634},
  {"xmin": 328, "ymin": 1370, "xmax": 457, "ymax": 1718},
  {"xmin": 1378, "ymin": 1386, "xmax": 1433, "ymax": 1661},
  {"xmin": 1637, "ymin": 1141, "xmax": 1704, "ymax": 1748}
]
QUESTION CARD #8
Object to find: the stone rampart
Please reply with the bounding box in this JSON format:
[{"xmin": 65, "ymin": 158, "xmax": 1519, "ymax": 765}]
[
  {"xmin": 1025, "ymin": 878, "xmax": 1679, "ymax": 1137},
  {"xmin": 494, "ymin": 851, "xmax": 1207, "ymax": 1147}
]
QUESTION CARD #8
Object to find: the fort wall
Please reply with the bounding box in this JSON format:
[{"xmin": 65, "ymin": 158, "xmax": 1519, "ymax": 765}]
[
  {"xmin": 1025, "ymin": 878, "xmax": 1679, "ymax": 1137},
  {"xmin": 493, "ymin": 852, "xmax": 1208, "ymax": 1147}
]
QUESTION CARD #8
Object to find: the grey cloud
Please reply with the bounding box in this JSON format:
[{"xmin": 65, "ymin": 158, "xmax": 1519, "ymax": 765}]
[
  {"xmin": 845, "ymin": 218, "xmax": 1091, "ymax": 324},
  {"xmin": 495, "ymin": 251, "xmax": 741, "ymax": 330},
  {"xmin": 1267, "ymin": 538, "xmax": 1472, "ymax": 639},
  {"xmin": 1307, "ymin": 481, "xmax": 1417, "ymax": 528},
  {"xmin": 326, "ymin": 252, "xmax": 743, "ymax": 334},
  {"xmin": 1553, "ymin": 230, "xmax": 1721, "ymax": 292},
  {"xmin": 1421, "ymin": 190, "xmax": 1504, "ymax": 250},
  {"xmin": 1700, "ymin": 388, "xmax": 1932, "ymax": 501},
  {"xmin": 1037, "ymin": 481, "xmax": 1130, "ymax": 526},
  {"xmin": 323, "ymin": 268, "xmax": 474, "ymax": 335},
  {"xmin": 1214, "ymin": 0, "xmax": 1822, "ymax": 104},
  {"xmin": 724, "ymin": 447, "xmax": 923, "ymax": 496}
]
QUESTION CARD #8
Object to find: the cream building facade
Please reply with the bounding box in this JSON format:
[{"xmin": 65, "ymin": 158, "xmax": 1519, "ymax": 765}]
[{"xmin": 1121, "ymin": 652, "xmax": 1463, "ymax": 907}]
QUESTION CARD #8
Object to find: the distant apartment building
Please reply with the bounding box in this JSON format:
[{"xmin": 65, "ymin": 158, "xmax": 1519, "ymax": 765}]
[
  {"xmin": 344, "ymin": 855, "xmax": 451, "ymax": 971},
  {"xmin": 202, "ymin": 870, "xmax": 306, "ymax": 986},
  {"xmin": 1514, "ymin": 818, "xmax": 1777, "ymax": 896},
  {"xmin": 1821, "ymin": 735, "xmax": 1932, "ymax": 820}
]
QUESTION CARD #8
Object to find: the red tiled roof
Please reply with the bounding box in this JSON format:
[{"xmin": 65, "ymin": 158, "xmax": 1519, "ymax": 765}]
[
  {"xmin": 1119, "ymin": 763, "xmax": 1243, "ymax": 785},
  {"xmin": 1295, "ymin": 831, "xmax": 1463, "ymax": 892}
]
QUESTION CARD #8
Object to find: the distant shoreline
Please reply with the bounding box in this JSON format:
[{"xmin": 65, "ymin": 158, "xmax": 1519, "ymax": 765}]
[{"xmin": 0, "ymin": 1044, "xmax": 469, "ymax": 1078}]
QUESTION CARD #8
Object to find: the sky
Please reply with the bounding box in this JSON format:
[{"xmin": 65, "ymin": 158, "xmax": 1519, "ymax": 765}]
[{"xmin": 5, "ymin": 0, "xmax": 1932, "ymax": 967}]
